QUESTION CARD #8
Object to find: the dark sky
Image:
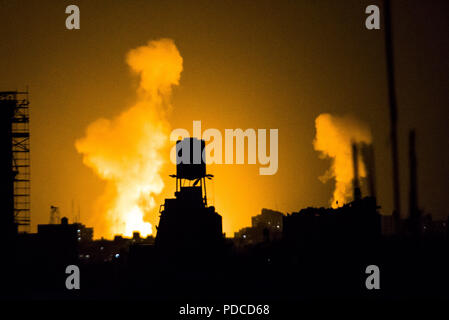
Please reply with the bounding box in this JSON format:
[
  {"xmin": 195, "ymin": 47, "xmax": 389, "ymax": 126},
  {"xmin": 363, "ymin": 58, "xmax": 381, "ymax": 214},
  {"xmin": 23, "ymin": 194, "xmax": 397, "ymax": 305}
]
[{"xmin": 1, "ymin": 0, "xmax": 448, "ymax": 237}]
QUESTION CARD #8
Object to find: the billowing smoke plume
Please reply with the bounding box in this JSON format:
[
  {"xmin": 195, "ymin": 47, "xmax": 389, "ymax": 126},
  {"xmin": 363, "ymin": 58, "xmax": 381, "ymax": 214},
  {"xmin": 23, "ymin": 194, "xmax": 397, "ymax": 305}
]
[
  {"xmin": 313, "ymin": 113, "xmax": 372, "ymax": 208},
  {"xmin": 75, "ymin": 39, "xmax": 183, "ymax": 238}
]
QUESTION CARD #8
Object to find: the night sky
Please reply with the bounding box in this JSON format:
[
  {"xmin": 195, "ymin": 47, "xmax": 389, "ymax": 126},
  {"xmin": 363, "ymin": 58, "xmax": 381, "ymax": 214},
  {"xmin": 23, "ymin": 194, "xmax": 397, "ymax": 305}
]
[{"xmin": 1, "ymin": 0, "xmax": 448, "ymax": 238}]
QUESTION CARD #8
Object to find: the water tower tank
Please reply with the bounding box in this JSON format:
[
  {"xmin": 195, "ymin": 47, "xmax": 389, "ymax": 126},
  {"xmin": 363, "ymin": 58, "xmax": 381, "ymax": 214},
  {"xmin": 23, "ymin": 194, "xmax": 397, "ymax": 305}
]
[{"xmin": 176, "ymin": 138, "xmax": 206, "ymax": 180}]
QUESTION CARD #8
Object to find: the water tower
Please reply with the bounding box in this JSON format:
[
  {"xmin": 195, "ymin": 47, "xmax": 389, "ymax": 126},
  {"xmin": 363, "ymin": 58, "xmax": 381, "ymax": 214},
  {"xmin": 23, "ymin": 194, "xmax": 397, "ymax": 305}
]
[{"xmin": 155, "ymin": 138, "xmax": 223, "ymax": 258}]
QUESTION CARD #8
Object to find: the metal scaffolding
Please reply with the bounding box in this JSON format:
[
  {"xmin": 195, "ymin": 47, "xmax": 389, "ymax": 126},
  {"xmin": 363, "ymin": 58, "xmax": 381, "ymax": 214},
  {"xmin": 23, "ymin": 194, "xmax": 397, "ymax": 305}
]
[
  {"xmin": 0, "ymin": 91, "xmax": 31, "ymax": 233},
  {"xmin": 12, "ymin": 92, "xmax": 30, "ymax": 232}
]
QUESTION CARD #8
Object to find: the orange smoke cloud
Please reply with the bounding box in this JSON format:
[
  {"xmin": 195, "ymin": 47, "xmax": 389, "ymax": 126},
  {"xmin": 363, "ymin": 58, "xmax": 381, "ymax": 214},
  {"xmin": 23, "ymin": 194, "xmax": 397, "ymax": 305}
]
[
  {"xmin": 75, "ymin": 39, "xmax": 183, "ymax": 238},
  {"xmin": 313, "ymin": 113, "xmax": 372, "ymax": 208}
]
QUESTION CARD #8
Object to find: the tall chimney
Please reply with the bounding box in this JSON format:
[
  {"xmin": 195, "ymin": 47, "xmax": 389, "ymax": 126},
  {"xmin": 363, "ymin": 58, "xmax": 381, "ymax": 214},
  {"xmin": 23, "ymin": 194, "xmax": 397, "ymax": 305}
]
[
  {"xmin": 408, "ymin": 129, "xmax": 420, "ymax": 236},
  {"xmin": 361, "ymin": 143, "xmax": 377, "ymax": 200},
  {"xmin": 352, "ymin": 143, "xmax": 362, "ymax": 201},
  {"xmin": 384, "ymin": 0, "xmax": 401, "ymax": 233}
]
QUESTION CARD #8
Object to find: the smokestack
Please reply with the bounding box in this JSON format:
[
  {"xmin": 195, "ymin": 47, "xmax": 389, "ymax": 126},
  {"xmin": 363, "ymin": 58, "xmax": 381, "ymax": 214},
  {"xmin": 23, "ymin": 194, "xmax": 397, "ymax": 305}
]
[
  {"xmin": 408, "ymin": 129, "xmax": 420, "ymax": 236},
  {"xmin": 360, "ymin": 143, "xmax": 377, "ymax": 200},
  {"xmin": 384, "ymin": 0, "xmax": 401, "ymax": 233},
  {"xmin": 313, "ymin": 113, "xmax": 372, "ymax": 207},
  {"xmin": 352, "ymin": 143, "xmax": 362, "ymax": 201}
]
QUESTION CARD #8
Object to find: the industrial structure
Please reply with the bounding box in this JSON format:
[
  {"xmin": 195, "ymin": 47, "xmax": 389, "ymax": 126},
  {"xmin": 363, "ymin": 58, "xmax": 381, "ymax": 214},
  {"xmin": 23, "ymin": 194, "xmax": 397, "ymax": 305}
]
[
  {"xmin": 283, "ymin": 141, "xmax": 381, "ymax": 246},
  {"xmin": 155, "ymin": 138, "xmax": 223, "ymax": 258},
  {"xmin": 408, "ymin": 129, "xmax": 421, "ymax": 237},
  {"xmin": 0, "ymin": 91, "xmax": 31, "ymax": 238},
  {"xmin": 49, "ymin": 205, "xmax": 60, "ymax": 225},
  {"xmin": 384, "ymin": 0, "xmax": 401, "ymax": 233}
]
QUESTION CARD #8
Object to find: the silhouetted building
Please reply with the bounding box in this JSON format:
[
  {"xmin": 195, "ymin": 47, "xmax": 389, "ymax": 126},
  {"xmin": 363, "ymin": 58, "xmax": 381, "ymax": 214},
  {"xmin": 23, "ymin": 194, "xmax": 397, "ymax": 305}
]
[
  {"xmin": 381, "ymin": 214, "xmax": 395, "ymax": 236},
  {"xmin": 422, "ymin": 214, "xmax": 447, "ymax": 239},
  {"xmin": 37, "ymin": 217, "xmax": 79, "ymax": 263},
  {"xmin": 234, "ymin": 227, "xmax": 258, "ymax": 245},
  {"xmin": 252, "ymin": 208, "xmax": 283, "ymax": 231},
  {"xmin": 80, "ymin": 236, "xmax": 127, "ymax": 263},
  {"xmin": 32, "ymin": 217, "xmax": 80, "ymax": 289},
  {"xmin": 283, "ymin": 197, "xmax": 381, "ymax": 247},
  {"xmin": 235, "ymin": 208, "xmax": 284, "ymax": 245},
  {"xmin": 155, "ymin": 138, "xmax": 223, "ymax": 260}
]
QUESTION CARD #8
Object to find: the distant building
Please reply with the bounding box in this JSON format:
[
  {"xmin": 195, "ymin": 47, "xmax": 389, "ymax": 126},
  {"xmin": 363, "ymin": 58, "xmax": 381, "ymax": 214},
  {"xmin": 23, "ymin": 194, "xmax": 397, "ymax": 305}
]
[
  {"xmin": 253, "ymin": 208, "xmax": 283, "ymax": 229},
  {"xmin": 74, "ymin": 223, "xmax": 94, "ymax": 242},
  {"xmin": 422, "ymin": 214, "xmax": 447, "ymax": 239},
  {"xmin": 37, "ymin": 217, "xmax": 79, "ymax": 265},
  {"xmin": 234, "ymin": 208, "xmax": 284, "ymax": 245},
  {"xmin": 38, "ymin": 217, "xmax": 93, "ymax": 242},
  {"xmin": 234, "ymin": 227, "xmax": 256, "ymax": 244}
]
